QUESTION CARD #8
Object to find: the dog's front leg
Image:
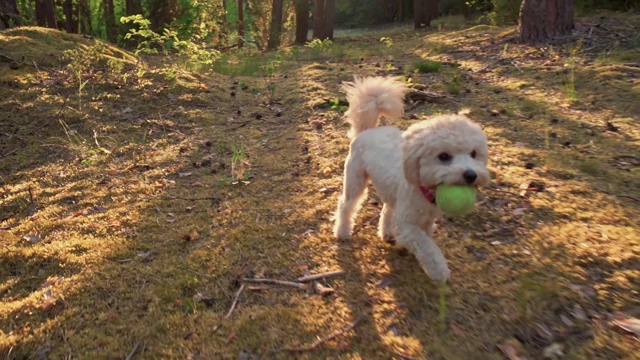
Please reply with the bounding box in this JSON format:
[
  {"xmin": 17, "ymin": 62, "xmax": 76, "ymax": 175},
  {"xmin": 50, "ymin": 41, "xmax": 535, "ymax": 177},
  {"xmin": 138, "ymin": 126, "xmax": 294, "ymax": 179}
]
[{"xmin": 396, "ymin": 224, "xmax": 450, "ymax": 282}]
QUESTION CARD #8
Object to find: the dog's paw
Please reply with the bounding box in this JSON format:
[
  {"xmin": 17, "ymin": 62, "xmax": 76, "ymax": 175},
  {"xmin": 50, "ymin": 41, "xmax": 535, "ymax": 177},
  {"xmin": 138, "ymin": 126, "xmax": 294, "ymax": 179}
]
[
  {"xmin": 428, "ymin": 266, "xmax": 451, "ymax": 283},
  {"xmin": 333, "ymin": 224, "xmax": 352, "ymax": 240},
  {"xmin": 382, "ymin": 234, "xmax": 395, "ymax": 245}
]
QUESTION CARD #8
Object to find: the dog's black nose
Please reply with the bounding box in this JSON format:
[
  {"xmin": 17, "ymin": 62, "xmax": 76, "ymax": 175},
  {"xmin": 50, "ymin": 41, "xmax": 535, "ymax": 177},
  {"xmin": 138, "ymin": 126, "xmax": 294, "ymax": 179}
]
[{"xmin": 463, "ymin": 170, "xmax": 477, "ymax": 184}]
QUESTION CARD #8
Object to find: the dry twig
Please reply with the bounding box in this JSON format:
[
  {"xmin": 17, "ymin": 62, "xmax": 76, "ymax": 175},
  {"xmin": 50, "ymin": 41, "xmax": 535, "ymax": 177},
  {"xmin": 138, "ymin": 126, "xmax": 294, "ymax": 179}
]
[
  {"xmin": 297, "ymin": 270, "xmax": 345, "ymax": 282},
  {"xmin": 212, "ymin": 283, "xmax": 246, "ymax": 333},
  {"xmin": 242, "ymin": 278, "xmax": 308, "ymax": 290},
  {"xmin": 277, "ymin": 315, "xmax": 364, "ymax": 353},
  {"xmin": 125, "ymin": 341, "xmax": 141, "ymax": 360}
]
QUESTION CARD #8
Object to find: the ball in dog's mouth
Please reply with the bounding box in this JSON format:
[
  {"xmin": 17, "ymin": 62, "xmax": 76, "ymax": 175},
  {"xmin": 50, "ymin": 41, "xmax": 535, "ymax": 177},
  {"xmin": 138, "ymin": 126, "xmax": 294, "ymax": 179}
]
[{"xmin": 435, "ymin": 185, "xmax": 476, "ymax": 216}]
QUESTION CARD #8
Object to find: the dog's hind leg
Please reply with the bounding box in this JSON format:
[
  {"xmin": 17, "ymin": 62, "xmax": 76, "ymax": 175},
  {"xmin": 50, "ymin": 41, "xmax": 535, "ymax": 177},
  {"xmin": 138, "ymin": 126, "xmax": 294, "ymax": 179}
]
[
  {"xmin": 334, "ymin": 154, "xmax": 369, "ymax": 240},
  {"xmin": 378, "ymin": 204, "xmax": 395, "ymax": 243}
]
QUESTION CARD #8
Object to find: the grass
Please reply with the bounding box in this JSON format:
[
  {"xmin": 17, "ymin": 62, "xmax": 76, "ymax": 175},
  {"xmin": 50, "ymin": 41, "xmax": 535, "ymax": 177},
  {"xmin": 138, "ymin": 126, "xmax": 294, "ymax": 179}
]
[
  {"xmin": 2, "ymin": 12, "xmax": 640, "ymax": 359},
  {"xmin": 414, "ymin": 59, "xmax": 442, "ymax": 73}
]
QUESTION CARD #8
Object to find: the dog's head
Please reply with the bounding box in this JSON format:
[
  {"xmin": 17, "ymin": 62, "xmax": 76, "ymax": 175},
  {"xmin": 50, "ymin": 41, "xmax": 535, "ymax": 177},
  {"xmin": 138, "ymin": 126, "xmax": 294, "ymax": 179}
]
[{"xmin": 402, "ymin": 115, "xmax": 490, "ymax": 189}]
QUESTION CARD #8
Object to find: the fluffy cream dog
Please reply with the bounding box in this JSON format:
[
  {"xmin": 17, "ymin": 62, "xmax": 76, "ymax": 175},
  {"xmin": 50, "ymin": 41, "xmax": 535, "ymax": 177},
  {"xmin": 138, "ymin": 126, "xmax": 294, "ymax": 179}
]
[{"xmin": 333, "ymin": 76, "xmax": 490, "ymax": 282}]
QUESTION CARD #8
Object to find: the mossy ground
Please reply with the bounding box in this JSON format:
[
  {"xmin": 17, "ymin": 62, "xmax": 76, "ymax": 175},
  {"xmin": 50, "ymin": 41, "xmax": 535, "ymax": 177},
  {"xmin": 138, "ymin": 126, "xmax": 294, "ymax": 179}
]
[{"xmin": 1, "ymin": 14, "xmax": 639, "ymax": 359}]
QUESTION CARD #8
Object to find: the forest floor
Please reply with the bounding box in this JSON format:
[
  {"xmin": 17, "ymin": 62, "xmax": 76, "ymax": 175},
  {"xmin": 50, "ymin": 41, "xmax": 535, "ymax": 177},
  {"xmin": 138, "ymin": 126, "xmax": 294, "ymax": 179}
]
[{"xmin": 1, "ymin": 12, "xmax": 639, "ymax": 360}]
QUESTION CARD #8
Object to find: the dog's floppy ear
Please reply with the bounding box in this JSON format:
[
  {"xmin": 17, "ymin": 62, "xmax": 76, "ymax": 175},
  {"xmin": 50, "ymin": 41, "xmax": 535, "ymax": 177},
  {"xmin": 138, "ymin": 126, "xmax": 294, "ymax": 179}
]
[{"xmin": 402, "ymin": 132, "xmax": 423, "ymax": 185}]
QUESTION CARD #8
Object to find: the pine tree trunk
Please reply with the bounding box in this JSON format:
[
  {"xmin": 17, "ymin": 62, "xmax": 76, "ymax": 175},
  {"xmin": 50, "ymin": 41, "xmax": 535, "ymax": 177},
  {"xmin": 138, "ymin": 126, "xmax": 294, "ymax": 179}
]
[
  {"xmin": 313, "ymin": 0, "xmax": 334, "ymax": 40},
  {"xmin": 414, "ymin": 0, "xmax": 437, "ymax": 29},
  {"xmin": 294, "ymin": 0, "xmax": 309, "ymax": 44},
  {"xmin": 0, "ymin": 0, "xmax": 21, "ymax": 28},
  {"xmin": 105, "ymin": 0, "xmax": 117, "ymax": 42},
  {"xmin": 518, "ymin": 0, "xmax": 574, "ymax": 43},
  {"xmin": 62, "ymin": 0, "xmax": 76, "ymax": 32},
  {"xmin": 126, "ymin": 0, "xmax": 141, "ymax": 15},
  {"xmin": 44, "ymin": 0, "xmax": 57, "ymax": 28},
  {"xmin": 78, "ymin": 0, "xmax": 92, "ymax": 34},
  {"xmin": 322, "ymin": 0, "xmax": 334, "ymax": 40},
  {"xmin": 313, "ymin": 0, "xmax": 325, "ymax": 40},
  {"xmin": 267, "ymin": 0, "xmax": 284, "ymax": 50},
  {"xmin": 238, "ymin": 0, "xmax": 244, "ymax": 48}
]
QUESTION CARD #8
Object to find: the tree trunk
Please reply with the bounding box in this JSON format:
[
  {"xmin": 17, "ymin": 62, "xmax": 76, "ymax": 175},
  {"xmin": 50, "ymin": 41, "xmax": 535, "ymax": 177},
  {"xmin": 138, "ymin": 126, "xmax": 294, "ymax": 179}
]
[
  {"xmin": 126, "ymin": 0, "xmax": 141, "ymax": 15},
  {"xmin": 0, "ymin": 0, "xmax": 20, "ymax": 28},
  {"xmin": 62, "ymin": 0, "xmax": 76, "ymax": 32},
  {"xmin": 77, "ymin": 0, "xmax": 92, "ymax": 34},
  {"xmin": 105, "ymin": 0, "xmax": 117, "ymax": 42},
  {"xmin": 518, "ymin": 0, "xmax": 574, "ymax": 43},
  {"xmin": 313, "ymin": 0, "xmax": 325, "ymax": 39},
  {"xmin": 322, "ymin": 0, "xmax": 334, "ymax": 40},
  {"xmin": 267, "ymin": 0, "xmax": 284, "ymax": 50},
  {"xmin": 313, "ymin": 0, "xmax": 334, "ymax": 40},
  {"xmin": 294, "ymin": 0, "xmax": 309, "ymax": 45},
  {"xmin": 238, "ymin": 0, "xmax": 244, "ymax": 48},
  {"xmin": 44, "ymin": 0, "xmax": 57, "ymax": 28},
  {"xmin": 414, "ymin": 0, "xmax": 437, "ymax": 29}
]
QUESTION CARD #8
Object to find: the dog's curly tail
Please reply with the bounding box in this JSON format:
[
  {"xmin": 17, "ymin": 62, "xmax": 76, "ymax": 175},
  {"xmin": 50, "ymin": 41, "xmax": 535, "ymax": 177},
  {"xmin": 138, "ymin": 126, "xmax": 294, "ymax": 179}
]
[{"xmin": 342, "ymin": 76, "xmax": 406, "ymax": 138}]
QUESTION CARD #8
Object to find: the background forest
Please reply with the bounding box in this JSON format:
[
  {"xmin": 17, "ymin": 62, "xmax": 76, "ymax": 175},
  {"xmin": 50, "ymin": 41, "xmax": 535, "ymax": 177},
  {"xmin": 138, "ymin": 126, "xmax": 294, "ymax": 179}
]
[{"xmin": 1, "ymin": 0, "xmax": 637, "ymax": 52}]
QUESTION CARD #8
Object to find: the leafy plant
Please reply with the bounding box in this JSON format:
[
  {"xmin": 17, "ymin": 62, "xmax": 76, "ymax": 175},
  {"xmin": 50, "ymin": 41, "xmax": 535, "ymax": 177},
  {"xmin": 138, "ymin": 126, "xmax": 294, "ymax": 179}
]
[
  {"xmin": 307, "ymin": 38, "xmax": 334, "ymax": 52},
  {"xmin": 414, "ymin": 60, "xmax": 442, "ymax": 73},
  {"xmin": 446, "ymin": 73, "xmax": 463, "ymax": 95},
  {"xmin": 329, "ymin": 98, "xmax": 348, "ymax": 112},
  {"xmin": 63, "ymin": 43, "xmax": 108, "ymax": 109},
  {"xmin": 379, "ymin": 36, "xmax": 393, "ymax": 47}
]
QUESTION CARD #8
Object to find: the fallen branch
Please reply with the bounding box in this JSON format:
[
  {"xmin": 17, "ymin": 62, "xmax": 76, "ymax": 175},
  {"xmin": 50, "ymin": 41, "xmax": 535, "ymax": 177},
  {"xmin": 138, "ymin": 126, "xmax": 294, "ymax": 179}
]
[
  {"xmin": 486, "ymin": 187, "xmax": 521, "ymax": 197},
  {"xmin": 242, "ymin": 278, "xmax": 308, "ymax": 290},
  {"xmin": 392, "ymin": 351, "xmax": 418, "ymax": 360},
  {"xmin": 594, "ymin": 187, "xmax": 640, "ymax": 203},
  {"xmin": 278, "ymin": 315, "xmax": 363, "ymax": 353},
  {"xmin": 167, "ymin": 195, "xmax": 221, "ymax": 202},
  {"xmin": 405, "ymin": 90, "xmax": 449, "ymax": 104},
  {"xmin": 125, "ymin": 341, "xmax": 141, "ymax": 360},
  {"xmin": 212, "ymin": 283, "xmax": 246, "ymax": 333},
  {"xmin": 230, "ymin": 120, "xmax": 251, "ymax": 130},
  {"xmin": 297, "ymin": 270, "xmax": 345, "ymax": 282}
]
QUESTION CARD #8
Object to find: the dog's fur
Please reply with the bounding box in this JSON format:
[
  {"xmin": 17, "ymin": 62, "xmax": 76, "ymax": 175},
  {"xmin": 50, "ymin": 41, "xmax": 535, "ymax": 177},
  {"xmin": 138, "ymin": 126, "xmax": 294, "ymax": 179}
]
[{"xmin": 333, "ymin": 76, "xmax": 490, "ymax": 282}]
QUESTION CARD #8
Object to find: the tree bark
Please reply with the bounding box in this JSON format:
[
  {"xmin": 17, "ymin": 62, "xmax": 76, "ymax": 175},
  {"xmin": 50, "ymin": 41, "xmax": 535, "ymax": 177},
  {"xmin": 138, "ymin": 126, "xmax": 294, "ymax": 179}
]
[
  {"xmin": 313, "ymin": 0, "xmax": 324, "ymax": 39},
  {"xmin": 322, "ymin": 0, "xmax": 335, "ymax": 40},
  {"xmin": 518, "ymin": 0, "xmax": 574, "ymax": 43},
  {"xmin": 105, "ymin": 0, "xmax": 117, "ymax": 42},
  {"xmin": 62, "ymin": 0, "xmax": 76, "ymax": 32},
  {"xmin": 414, "ymin": 0, "xmax": 437, "ymax": 29},
  {"xmin": 126, "ymin": 0, "xmax": 141, "ymax": 15},
  {"xmin": 267, "ymin": 0, "xmax": 284, "ymax": 50},
  {"xmin": 313, "ymin": 0, "xmax": 334, "ymax": 40},
  {"xmin": 44, "ymin": 0, "xmax": 57, "ymax": 28},
  {"xmin": 294, "ymin": 0, "xmax": 309, "ymax": 44},
  {"xmin": 0, "ymin": 0, "xmax": 20, "ymax": 28},
  {"xmin": 238, "ymin": 0, "xmax": 244, "ymax": 48}
]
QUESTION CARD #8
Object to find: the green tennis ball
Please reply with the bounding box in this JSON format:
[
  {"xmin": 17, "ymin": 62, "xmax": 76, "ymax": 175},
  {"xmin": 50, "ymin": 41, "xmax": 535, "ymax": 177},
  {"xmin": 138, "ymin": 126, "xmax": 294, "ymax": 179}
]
[{"xmin": 436, "ymin": 185, "xmax": 476, "ymax": 216}]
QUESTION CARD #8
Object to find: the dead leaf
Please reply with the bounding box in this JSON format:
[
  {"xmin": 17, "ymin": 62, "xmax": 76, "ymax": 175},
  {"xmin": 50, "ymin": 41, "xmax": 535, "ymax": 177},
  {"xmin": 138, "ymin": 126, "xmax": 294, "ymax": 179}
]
[
  {"xmin": 512, "ymin": 207, "xmax": 527, "ymax": 216},
  {"xmin": 497, "ymin": 339, "xmax": 526, "ymax": 360},
  {"xmin": 450, "ymin": 323, "xmax": 466, "ymax": 337},
  {"xmin": 41, "ymin": 289, "xmax": 56, "ymax": 311},
  {"xmin": 23, "ymin": 234, "xmax": 42, "ymax": 244},
  {"xmin": 314, "ymin": 282, "xmax": 335, "ymax": 296},
  {"xmin": 543, "ymin": 343, "xmax": 564, "ymax": 358},
  {"xmin": 571, "ymin": 304, "xmax": 587, "ymax": 321},
  {"xmin": 178, "ymin": 172, "xmax": 193, "ymax": 177},
  {"xmin": 611, "ymin": 313, "xmax": 640, "ymax": 336},
  {"xmin": 189, "ymin": 230, "xmax": 200, "ymax": 241},
  {"xmin": 39, "ymin": 277, "xmax": 62, "ymax": 289}
]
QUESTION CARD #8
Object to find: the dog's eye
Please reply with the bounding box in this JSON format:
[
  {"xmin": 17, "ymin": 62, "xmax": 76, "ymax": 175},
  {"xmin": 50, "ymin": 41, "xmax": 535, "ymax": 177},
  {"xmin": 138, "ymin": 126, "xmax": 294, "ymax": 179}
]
[
  {"xmin": 471, "ymin": 150, "xmax": 477, "ymax": 159},
  {"xmin": 437, "ymin": 153, "xmax": 452, "ymax": 162}
]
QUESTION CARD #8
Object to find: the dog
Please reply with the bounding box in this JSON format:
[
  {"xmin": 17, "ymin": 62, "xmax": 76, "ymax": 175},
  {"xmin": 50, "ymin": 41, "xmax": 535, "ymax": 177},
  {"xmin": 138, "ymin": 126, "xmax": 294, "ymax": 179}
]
[{"xmin": 333, "ymin": 76, "xmax": 490, "ymax": 282}]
